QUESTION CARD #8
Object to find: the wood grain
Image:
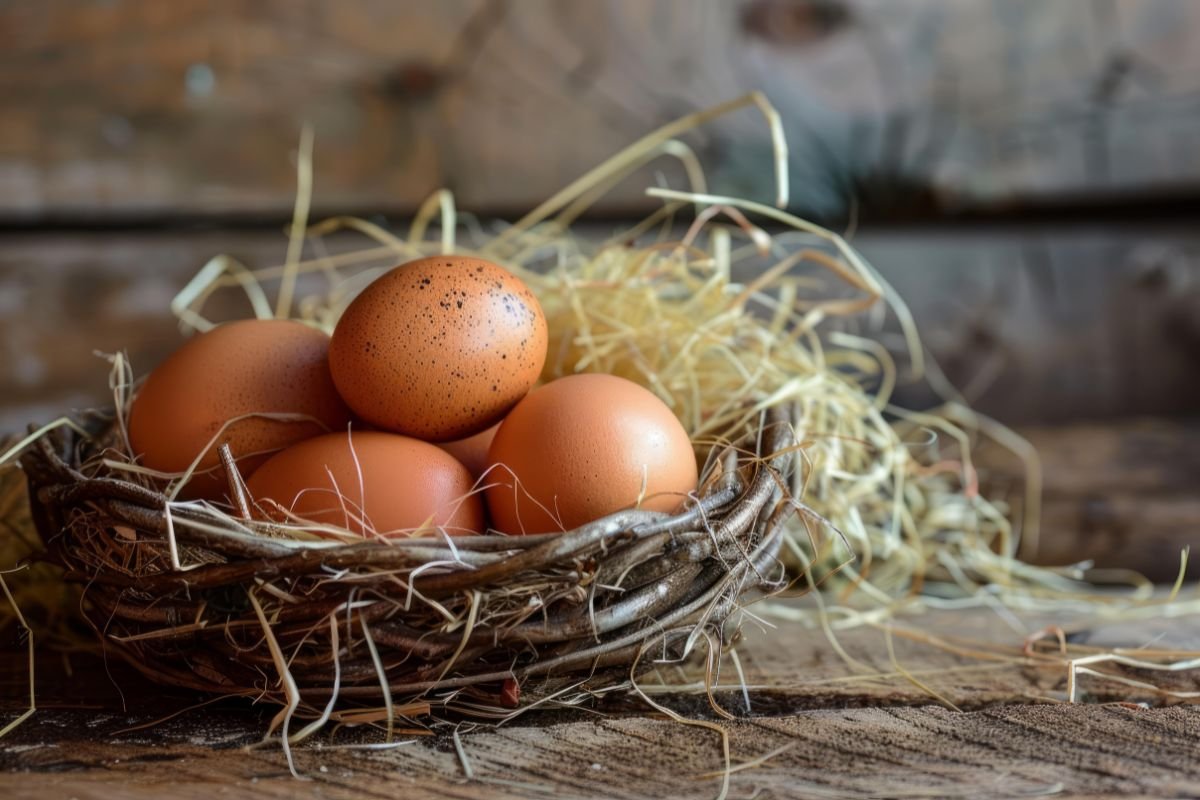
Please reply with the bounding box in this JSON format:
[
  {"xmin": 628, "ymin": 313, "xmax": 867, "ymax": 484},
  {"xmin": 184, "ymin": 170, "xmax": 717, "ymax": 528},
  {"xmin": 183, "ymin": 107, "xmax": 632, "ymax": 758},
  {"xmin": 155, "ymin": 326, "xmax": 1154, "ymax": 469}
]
[
  {"xmin": 4, "ymin": 0, "xmax": 1200, "ymax": 220},
  {"xmin": 3, "ymin": 706, "xmax": 1199, "ymax": 800},
  {"xmin": 993, "ymin": 420, "xmax": 1200, "ymax": 581},
  {"xmin": 861, "ymin": 226, "xmax": 1200, "ymax": 423},
  {"xmin": 3, "ymin": 598, "xmax": 1200, "ymax": 799},
  {"xmin": 2, "ymin": 223, "xmax": 1198, "ymax": 431}
]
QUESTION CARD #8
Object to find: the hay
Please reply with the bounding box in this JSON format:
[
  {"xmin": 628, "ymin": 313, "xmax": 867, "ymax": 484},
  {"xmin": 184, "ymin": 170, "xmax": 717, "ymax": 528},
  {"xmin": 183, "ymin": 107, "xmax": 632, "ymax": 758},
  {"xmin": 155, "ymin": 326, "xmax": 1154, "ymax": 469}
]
[{"xmin": 168, "ymin": 93, "xmax": 1069, "ymax": 610}]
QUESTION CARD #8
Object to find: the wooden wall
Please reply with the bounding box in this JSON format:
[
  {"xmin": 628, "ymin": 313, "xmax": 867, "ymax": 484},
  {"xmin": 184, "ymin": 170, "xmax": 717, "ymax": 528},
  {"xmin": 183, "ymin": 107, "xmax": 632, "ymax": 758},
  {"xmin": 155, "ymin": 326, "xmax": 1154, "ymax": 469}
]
[
  {"xmin": 3, "ymin": 0, "xmax": 1200, "ymax": 221},
  {"xmin": 3, "ymin": 223, "xmax": 1197, "ymax": 433}
]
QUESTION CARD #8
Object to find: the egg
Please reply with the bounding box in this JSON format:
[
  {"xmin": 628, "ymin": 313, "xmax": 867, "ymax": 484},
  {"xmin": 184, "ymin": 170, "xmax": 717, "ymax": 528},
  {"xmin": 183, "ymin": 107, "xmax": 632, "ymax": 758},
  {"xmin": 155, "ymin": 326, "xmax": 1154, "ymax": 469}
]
[
  {"xmin": 436, "ymin": 421, "xmax": 500, "ymax": 480},
  {"xmin": 485, "ymin": 374, "xmax": 698, "ymax": 534},
  {"xmin": 246, "ymin": 431, "xmax": 484, "ymax": 536},
  {"xmin": 128, "ymin": 319, "xmax": 351, "ymax": 500},
  {"xmin": 329, "ymin": 256, "xmax": 547, "ymax": 442}
]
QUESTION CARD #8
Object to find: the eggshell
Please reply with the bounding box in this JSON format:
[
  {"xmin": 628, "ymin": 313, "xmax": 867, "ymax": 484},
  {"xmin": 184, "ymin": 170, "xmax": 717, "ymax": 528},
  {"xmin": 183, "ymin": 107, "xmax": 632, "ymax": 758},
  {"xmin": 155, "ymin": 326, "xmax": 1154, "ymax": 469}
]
[
  {"xmin": 246, "ymin": 431, "xmax": 484, "ymax": 536},
  {"xmin": 485, "ymin": 374, "xmax": 698, "ymax": 535},
  {"xmin": 436, "ymin": 422, "xmax": 500, "ymax": 480},
  {"xmin": 128, "ymin": 319, "xmax": 351, "ymax": 500},
  {"xmin": 329, "ymin": 256, "xmax": 547, "ymax": 441}
]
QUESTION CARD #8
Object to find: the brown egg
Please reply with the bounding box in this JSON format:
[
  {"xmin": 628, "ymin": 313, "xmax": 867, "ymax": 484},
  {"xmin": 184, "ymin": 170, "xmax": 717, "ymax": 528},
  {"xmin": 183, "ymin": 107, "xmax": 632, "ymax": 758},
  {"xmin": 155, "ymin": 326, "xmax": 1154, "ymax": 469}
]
[
  {"xmin": 128, "ymin": 319, "xmax": 351, "ymax": 500},
  {"xmin": 329, "ymin": 256, "xmax": 547, "ymax": 442},
  {"xmin": 436, "ymin": 421, "xmax": 500, "ymax": 481},
  {"xmin": 246, "ymin": 431, "xmax": 484, "ymax": 536},
  {"xmin": 485, "ymin": 374, "xmax": 698, "ymax": 535}
]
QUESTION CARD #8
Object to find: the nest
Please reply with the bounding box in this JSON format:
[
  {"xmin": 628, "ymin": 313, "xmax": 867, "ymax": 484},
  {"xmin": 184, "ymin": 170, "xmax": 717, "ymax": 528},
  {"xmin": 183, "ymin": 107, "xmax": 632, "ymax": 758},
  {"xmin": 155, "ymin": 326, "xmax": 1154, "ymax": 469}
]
[{"xmin": 21, "ymin": 404, "xmax": 796, "ymax": 721}]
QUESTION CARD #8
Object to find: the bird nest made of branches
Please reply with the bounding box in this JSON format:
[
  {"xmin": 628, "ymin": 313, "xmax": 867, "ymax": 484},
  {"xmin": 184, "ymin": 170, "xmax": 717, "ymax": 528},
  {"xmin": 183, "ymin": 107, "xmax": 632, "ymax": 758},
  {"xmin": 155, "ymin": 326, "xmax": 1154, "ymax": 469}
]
[{"xmin": 20, "ymin": 402, "xmax": 797, "ymax": 726}]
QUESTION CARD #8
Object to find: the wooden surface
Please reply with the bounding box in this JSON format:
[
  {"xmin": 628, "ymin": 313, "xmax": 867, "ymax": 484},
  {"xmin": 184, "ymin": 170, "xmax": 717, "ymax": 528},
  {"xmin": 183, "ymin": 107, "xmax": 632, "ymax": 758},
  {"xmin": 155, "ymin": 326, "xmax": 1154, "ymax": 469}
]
[
  {"xmin": 6, "ymin": 706, "xmax": 1200, "ymax": 799},
  {"xmin": 1006, "ymin": 420, "xmax": 1200, "ymax": 581},
  {"xmin": 3, "ymin": 604, "xmax": 1200, "ymax": 799},
  {"xmin": 5, "ymin": 0, "xmax": 1200, "ymax": 221}
]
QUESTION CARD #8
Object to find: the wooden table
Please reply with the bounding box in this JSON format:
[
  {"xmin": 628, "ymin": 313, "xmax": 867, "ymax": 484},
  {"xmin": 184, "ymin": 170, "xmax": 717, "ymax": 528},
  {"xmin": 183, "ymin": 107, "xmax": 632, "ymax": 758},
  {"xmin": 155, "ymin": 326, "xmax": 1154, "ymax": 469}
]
[{"xmin": 4, "ymin": 598, "xmax": 1199, "ymax": 799}]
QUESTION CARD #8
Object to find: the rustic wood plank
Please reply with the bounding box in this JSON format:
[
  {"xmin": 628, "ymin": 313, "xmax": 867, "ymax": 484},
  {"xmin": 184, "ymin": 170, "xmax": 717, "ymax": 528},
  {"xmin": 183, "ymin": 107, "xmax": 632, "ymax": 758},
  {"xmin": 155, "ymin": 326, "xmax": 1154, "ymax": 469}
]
[
  {"xmin": 988, "ymin": 420, "xmax": 1200, "ymax": 582},
  {"xmin": 4, "ymin": 0, "xmax": 1200, "ymax": 220},
  {"xmin": 0, "ymin": 230, "xmax": 296, "ymax": 433},
  {"xmin": 861, "ymin": 226, "xmax": 1200, "ymax": 423},
  {"xmin": 2, "ymin": 223, "xmax": 1198, "ymax": 431},
  {"xmin": 4, "ymin": 704, "xmax": 1199, "ymax": 799}
]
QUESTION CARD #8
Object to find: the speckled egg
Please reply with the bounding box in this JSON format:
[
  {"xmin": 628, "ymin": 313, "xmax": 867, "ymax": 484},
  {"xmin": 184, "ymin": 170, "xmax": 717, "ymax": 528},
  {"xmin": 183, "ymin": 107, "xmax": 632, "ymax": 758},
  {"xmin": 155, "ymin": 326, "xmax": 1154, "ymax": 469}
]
[
  {"xmin": 128, "ymin": 319, "xmax": 351, "ymax": 500},
  {"xmin": 329, "ymin": 256, "xmax": 547, "ymax": 442},
  {"xmin": 485, "ymin": 373, "xmax": 699, "ymax": 535},
  {"xmin": 246, "ymin": 431, "xmax": 484, "ymax": 536}
]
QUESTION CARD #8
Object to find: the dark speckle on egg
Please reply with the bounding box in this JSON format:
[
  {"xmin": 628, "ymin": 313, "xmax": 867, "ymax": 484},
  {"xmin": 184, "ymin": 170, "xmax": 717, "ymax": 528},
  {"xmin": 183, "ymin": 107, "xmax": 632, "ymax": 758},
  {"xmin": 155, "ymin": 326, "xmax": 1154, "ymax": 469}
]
[{"xmin": 329, "ymin": 255, "xmax": 548, "ymax": 441}]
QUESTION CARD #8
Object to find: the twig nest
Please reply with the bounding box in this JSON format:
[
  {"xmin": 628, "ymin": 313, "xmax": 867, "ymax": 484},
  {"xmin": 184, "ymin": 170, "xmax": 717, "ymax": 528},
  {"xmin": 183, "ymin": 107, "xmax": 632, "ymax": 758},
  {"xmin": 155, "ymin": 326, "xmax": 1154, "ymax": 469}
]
[{"xmin": 22, "ymin": 404, "xmax": 795, "ymax": 717}]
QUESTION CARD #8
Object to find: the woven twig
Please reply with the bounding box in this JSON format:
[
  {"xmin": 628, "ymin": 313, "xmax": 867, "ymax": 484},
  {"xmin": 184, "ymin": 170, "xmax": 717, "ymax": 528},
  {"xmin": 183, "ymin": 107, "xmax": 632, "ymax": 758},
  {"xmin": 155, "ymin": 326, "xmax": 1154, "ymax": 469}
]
[{"xmin": 22, "ymin": 404, "xmax": 796, "ymax": 714}]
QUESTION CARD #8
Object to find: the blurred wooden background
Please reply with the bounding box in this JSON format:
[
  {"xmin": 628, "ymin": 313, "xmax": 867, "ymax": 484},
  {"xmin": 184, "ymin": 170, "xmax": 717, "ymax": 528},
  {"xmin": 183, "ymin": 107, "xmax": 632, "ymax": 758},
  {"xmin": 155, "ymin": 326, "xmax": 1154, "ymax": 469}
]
[
  {"xmin": 4, "ymin": 0, "xmax": 1200, "ymax": 220},
  {"xmin": 0, "ymin": 0, "xmax": 1197, "ymax": 575}
]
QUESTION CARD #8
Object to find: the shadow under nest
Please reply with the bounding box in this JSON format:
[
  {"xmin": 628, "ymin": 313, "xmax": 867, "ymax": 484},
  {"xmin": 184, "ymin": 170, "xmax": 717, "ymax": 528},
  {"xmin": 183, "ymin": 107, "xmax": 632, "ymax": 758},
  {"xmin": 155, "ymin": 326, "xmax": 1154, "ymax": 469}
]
[{"xmin": 21, "ymin": 403, "xmax": 798, "ymax": 722}]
